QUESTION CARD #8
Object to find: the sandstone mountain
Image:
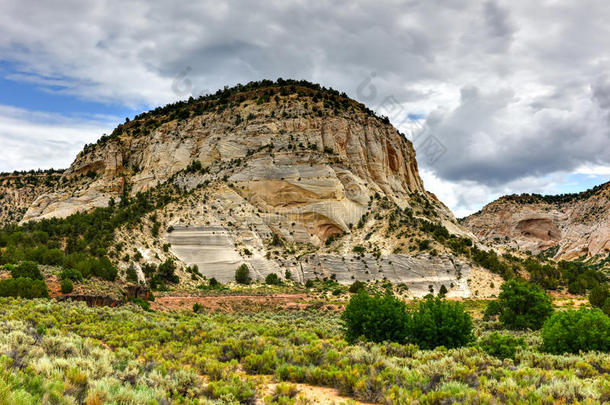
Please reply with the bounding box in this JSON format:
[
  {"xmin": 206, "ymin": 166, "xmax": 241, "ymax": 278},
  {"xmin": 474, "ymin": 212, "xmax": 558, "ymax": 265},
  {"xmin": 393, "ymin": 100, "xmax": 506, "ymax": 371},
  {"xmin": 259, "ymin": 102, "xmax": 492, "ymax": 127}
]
[
  {"xmin": 462, "ymin": 182, "xmax": 610, "ymax": 261},
  {"xmin": 5, "ymin": 80, "xmax": 501, "ymax": 297}
]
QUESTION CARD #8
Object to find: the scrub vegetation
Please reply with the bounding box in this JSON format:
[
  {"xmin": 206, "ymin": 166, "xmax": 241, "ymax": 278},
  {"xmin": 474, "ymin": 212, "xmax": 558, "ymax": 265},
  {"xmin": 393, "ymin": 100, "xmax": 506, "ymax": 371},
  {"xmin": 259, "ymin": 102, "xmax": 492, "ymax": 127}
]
[{"xmin": 0, "ymin": 292, "xmax": 608, "ymax": 404}]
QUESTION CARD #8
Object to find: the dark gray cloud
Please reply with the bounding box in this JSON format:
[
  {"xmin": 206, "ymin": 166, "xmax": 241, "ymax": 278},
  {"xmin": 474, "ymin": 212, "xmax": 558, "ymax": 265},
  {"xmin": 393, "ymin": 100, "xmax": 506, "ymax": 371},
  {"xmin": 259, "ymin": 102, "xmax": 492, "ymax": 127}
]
[
  {"xmin": 592, "ymin": 75, "xmax": 610, "ymax": 113},
  {"xmin": 0, "ymin": 0, "xmax": 609, "ymax": 213}
]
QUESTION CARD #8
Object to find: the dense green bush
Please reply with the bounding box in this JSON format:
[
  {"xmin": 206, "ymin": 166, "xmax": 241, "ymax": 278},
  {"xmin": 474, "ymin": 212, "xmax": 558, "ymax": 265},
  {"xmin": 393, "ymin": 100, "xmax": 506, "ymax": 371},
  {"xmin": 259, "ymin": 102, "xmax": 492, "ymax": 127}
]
[
  {"xmin": 589, "ymin": 284, "xmax": 610, "ymax": 315},
  {"xmin": 486, "ymin": 280, "xmax": 553, "ymax": 330},
  {"xmin": 128, "ymin": 297, "xmax": 151, "ymax": 311},
  {"xmin": 60, "ymin": 279, "xmax": 74, "ymax": 294},
  {"xmin": 342, "ymin": 293, "xmax": 473, "ymax": 348},
  {"xmin": 471, "ymin": 246, "xmax": 515, "ymax": 279},
  {"xmin": 235, "ymin": 264, "xmax": 251, "ymax": 285},
  {"xmin": 408, "ymin": 296, "xmax": 473, "ymax": 349},
  {"xmin": 348, "ymin": 280, "xmax": 366, "ymax": 293},
  {"xmin": 541, "ymin": 309, "xmax": 610, "ymax": 354},
  {"xmin": 265, "ymin": 273, "xmax": 281, "ymax": 285},
  {"xmin": 11, "ymin": 261, "xmax": 43, "ymax": 280},
  {"xmin": 483, "ymin": 300, "xmax": 502, "ymax": 320},
  {"xmin": 438, "ymin": 284, "xmax": 448, "ymax": 296},
  {"xmin": 59, "ymin": 268, "xmax": 83, "ymax": 282},
  {"xmin": 341, "ymin": 292, "xmax": 409, "ymax": 343},
  {"xmin": 157, "ymin": 259, "xmax": 178, "ymax": 283},
  {"xmin": 125, "ymin": 264, "xmax": 138, "ymax": 283},
  {"xmin": 0, "ymin": 277, "xmax": 49, "ymax": 298},
  {"xmin": 479, "ymin": 332, "xmax": 526, "ymax": 360},
  {"xmin": 74, "ymin": 257, "xmax": 117, "ymax": 281}
]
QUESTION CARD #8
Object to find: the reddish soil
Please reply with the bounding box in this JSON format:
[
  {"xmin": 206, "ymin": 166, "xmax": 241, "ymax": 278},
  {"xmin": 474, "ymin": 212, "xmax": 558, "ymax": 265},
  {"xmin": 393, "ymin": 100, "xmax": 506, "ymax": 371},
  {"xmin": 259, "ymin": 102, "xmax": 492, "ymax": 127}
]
[{"xmin": 46, "ymin": 275, "xmax": 63, "ymax": 297}]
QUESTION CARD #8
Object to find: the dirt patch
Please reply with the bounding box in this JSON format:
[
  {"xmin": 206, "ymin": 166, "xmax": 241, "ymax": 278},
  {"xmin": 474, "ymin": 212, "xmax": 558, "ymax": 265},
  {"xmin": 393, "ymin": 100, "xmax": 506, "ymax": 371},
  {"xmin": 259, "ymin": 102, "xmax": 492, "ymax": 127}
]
[
  {"xmin": 259, "ymin": 381, "xmax": 376, "ymax": 405},
  {"xmin": 550, "ymin": 291, "xmax": 590, "ymax": 309},
  {"xmin": 151, "ymin": 293, "xmax": 343, "ymax": 312},
  {"xmin": 46, "ymin": 275, "xmax": 62, "ymax": 297},
  {"xmin": 151, "ymin": 293, "xmax": 342, "ymax": 312}
]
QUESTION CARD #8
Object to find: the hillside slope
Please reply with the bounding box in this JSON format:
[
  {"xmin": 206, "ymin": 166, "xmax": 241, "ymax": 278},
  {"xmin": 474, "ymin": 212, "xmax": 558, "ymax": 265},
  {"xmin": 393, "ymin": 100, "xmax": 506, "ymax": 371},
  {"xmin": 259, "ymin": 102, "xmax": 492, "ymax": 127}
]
[
  {"xmin": 462, "ymin": 182, "xmax": 610, "ymax": 261},
  {"xmin": 7, "ymin": 80, "xmax": 499, "ymax": 297}
]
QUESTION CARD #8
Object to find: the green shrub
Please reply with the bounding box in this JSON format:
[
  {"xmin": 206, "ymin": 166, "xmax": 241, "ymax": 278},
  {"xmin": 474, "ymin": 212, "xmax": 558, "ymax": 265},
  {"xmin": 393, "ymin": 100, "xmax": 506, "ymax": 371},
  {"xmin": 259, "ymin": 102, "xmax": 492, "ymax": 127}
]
[
  {"xmin": 589, "ymin": 284, "xmax": 609, "ymax": 314},
  {"xmin": 235, "ymin": 264, "xmax": 251, "ymax": 285},
  {"xmin": 129, "ymin": 297, "xmax": 151, "ymax": 311},
  {"xmin": 193, "ymin": 303, "xmax": 203, "ymax": 313},
  {"xmin": 479, "ymin": 332, "xmax": 525, "ymax": 359},
  {"xmin": 157, "ymin": 259, "xmax": 178, "ymax": 283},
  {"xmin": 488, "ymin": 280, "xmax": 553, "ymax": 330},
  {"xmin": 408, "ymin": 296, "xmax": 473, "ymax": 349},
  {"xmin": 209, "ymin": 277, "xmax": 220, "ymax": 288},
  {"xmin": 206, "ymin": 376, "xmax": 256, "ymax": 403},
  {"xmin": 11, "ymin": 261, "xmax": 43, "ymax": 280},
  {"xmin": 265, "ymin": 273, "xmax": 281, "ymax": 285},
  {"xmin": 341, "ymin": 292, "xmax": 409, "ymax": 343},
  {"xmin": 75, "ymin": 257, "xmax": 117, "ymax": 281},
  {"xmin": 60, "ymin": 279, "xmax": 73, "ymax": 294},
  {"xmin": 125, "ymin": 265, "xmax": 138, "ymax": 283},
  {"xmin": 269, "ymin": 382, "xmax": 299, "ymax": 403},
  {"xmin": 483, "ymin": 300, "xmax": 502, "ymax": 320},
  {"xmin": 243, "ymin": 348, "xmax": 279, "ymax": 374},
  {"xmin": 305, "ymin": 279, "xmax": 314, "ymax": 288},
  {"xmin": 438, "ymin": 284, "xmax": 448, "ymax": 297},
  {"xmin": 348, "ymin": 280, "xmax": 366, "ymax": 293},
  {"xmin": 0, "ymin": 277, "xmax": 49, "ymax": 298},
  {"xmin": 541, "ymin": 309, "xmax": 610, "ymax": 354},
  {"xmin": 59, "ymin": 268, "xmax": 83, "ymax": 282}
]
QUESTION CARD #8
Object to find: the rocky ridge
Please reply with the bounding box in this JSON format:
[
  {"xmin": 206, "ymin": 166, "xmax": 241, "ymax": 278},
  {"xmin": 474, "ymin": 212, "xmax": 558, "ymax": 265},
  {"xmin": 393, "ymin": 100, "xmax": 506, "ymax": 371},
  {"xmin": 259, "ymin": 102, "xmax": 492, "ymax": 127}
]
[{"xmin": 462, "ymin": 182, "xmax": 610, "ymax": 261}]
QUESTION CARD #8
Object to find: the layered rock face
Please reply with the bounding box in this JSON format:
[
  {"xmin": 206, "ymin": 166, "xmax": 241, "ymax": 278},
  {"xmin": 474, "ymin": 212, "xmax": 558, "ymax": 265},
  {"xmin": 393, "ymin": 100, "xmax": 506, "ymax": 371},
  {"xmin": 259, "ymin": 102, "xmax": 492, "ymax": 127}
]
[
  {"xmin": 15, "ymin": 83, "xmax": 494, "ymax": 297},
  {"xmin": 0, "ymin": 172, "xmax": 62, "ymax": 226},
  {"xmin": 462, "ymin": 182, "xmax": 610, "ymax": 260},
  {"xmin": 23, "ymin": 103, "xmax": 428, "ymax": 224}
]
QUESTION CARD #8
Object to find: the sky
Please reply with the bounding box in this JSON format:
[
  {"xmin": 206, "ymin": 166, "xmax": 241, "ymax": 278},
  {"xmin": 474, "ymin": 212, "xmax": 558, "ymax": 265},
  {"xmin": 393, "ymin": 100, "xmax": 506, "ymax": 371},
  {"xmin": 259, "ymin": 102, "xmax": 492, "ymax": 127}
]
[{"xmin": 0, "ymin": 0, "xmax": 608, "ymax": 217}]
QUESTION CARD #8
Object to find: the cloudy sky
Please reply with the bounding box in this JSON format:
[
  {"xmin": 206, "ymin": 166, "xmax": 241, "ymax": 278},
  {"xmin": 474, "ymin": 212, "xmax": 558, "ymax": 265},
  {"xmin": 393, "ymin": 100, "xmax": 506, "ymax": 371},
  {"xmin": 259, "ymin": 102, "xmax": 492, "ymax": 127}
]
[{"xmin": 1, "ymin": 0, "xmax": 608, "ymax": 216}]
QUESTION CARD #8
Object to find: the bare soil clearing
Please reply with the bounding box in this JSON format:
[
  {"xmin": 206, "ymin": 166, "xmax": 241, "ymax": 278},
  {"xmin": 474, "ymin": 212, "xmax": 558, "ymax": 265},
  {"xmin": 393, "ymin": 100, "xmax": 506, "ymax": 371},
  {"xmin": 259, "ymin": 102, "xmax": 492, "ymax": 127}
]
[{"xmin": 150, "ymin": 293, "xmax": 344, "ymax": 312}]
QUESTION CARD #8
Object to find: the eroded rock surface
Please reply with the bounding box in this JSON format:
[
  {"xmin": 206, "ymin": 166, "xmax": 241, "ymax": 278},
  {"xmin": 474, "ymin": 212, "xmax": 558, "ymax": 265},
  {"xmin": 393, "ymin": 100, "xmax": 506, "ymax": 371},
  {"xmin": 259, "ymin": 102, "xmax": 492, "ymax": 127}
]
[
  {"xmin": 12, "ymin": 83, "xmax": 496, "ymax": 297},
  {"xmin": 463, "ymin": 182, "xmax": 610, "ymax": 260}
]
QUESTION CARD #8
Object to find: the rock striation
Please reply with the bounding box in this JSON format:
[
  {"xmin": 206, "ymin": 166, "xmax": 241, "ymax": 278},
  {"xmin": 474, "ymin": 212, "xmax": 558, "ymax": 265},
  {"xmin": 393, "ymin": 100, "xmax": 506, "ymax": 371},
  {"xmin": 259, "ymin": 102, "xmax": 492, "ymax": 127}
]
[
  {"xmin": 11, "ymin": 80, "xmax": 495, "ymax": 297},
  {"xmin": 0, "ymin": 172, "xmax": 62, "ymax": 226},
  {"xmin": 462, "ymin": 182, "xmax": 610, "ymax": 260}
]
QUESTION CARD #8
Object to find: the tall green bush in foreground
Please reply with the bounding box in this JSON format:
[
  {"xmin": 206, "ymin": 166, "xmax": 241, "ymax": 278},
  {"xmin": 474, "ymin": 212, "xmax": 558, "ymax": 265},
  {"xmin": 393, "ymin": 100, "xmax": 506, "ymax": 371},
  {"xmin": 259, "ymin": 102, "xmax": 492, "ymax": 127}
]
[
  {"xmin": 409, "ymin": 296, "xmax": 473, "ymax": 349},
  {"xmin": 541, "ymin": 309, "xmax": 610, "ymax": 354},
  {"xmin": 341, "ymin": 292, "xmax": 409, "ymax": 343},
  {"xmin": 342, "ymin": 293, "xmax": 473, "ymax": 348},
  {"xmin": 485, "ymin": 280, "xmax": 553, "ymax": 330}
]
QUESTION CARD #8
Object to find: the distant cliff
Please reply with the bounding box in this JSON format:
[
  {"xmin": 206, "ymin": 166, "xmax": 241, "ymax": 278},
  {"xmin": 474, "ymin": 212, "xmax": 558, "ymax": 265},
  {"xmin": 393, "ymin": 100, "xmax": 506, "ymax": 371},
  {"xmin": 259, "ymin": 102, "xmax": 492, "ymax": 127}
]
[{"xmin": 463, "ymin": 182, "xmax": 610, "ymax": 261}]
